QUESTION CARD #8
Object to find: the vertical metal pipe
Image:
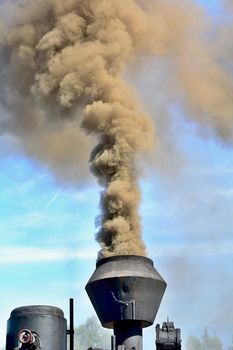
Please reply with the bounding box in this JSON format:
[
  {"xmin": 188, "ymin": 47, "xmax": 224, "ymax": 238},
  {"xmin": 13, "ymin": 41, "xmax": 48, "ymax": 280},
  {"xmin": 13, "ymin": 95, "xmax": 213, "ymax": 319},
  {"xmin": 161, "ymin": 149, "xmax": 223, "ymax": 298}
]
[
  {"xmin": 111, "ymin": 335, "xmax": 116, "ymax": 350},
  {"xmin": 114, "ymin": 323, "xmax": 142, "ymax": 350},
  {"xmin": 69, "ymin": 298, "xmax": 74, "ymax": 350}
]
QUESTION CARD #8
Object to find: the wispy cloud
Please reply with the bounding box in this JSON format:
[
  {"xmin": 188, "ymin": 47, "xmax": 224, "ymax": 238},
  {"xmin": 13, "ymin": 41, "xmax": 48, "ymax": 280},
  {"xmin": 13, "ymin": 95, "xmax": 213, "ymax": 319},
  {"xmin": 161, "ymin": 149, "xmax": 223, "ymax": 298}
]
[
  {"xmin": 150, "ymin": 240, "xmax": 233, "ymax": 258},
  {"xmin": 0, "ymin": 246, "xmax": 97, "ymax": 264},
  {"xmin": 212, "ymin": 188, "xmax": 233, "ymax": 198},
  {"xmin": 0, "ymin": 240, "xmax": 232, "ymax": 265},
  {"xmin": 25, "ymin": 188, "xmax": 63, "ymax": 227},
  {"xmin": 0, "ymin": 211, "xmax": 66, "ymax": 231}
]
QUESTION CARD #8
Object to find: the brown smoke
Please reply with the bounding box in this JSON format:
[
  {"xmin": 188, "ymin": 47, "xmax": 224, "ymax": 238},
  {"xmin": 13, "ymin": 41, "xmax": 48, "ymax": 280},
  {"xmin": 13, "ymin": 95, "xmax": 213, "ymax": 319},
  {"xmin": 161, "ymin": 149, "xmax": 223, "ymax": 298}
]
[{"xmin": 0, "ymin": 0, "xmax": 232, "ymax": 258}]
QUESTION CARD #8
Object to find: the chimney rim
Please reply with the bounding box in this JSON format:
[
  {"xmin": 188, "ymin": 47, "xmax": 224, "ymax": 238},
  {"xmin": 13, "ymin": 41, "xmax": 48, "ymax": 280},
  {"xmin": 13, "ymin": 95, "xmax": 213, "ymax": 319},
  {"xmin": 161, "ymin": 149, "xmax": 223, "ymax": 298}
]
[{"xmin": 96, "ymin": 254, "xmax": 153, "ymax": 268}]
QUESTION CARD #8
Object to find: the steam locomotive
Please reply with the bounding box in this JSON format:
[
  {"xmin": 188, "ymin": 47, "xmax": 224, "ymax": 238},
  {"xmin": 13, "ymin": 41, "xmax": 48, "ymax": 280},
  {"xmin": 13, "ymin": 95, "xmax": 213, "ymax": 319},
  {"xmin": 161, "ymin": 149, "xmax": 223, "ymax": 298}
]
[{"xmin": 5, "ymin": 256, "xmax": 181, "ymax": 350}]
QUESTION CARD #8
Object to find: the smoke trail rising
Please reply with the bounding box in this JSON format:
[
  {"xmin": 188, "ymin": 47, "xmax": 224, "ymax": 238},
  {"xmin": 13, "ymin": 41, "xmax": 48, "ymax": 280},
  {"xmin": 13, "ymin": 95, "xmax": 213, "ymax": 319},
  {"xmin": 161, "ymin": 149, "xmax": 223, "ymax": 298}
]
[
  {"xmin": 0, "ymin": 0, "xmax": 157, "ymax": 258},
  {"xmin": 0, "ymin": 0, "xmax": 232, "ymax": 257}
]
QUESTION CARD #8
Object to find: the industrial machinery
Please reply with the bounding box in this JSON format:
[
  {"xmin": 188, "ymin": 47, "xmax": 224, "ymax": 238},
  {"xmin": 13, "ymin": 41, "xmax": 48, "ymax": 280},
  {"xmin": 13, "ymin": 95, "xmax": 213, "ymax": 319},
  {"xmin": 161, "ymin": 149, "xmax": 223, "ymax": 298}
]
[
  {"xmin": 155, "ymin": 319, "xmax": 181, "ymax": 350},
  {"xmin": 5, "ymin": 256, "xmax": 181, "ymax": 350},
  {"xmin": 6, "ymin": 299, "xmax": 74, "ymax": 350},
  {"xmin": 85, "ymin": 255, "xmax": 167, "ymax": 350}
]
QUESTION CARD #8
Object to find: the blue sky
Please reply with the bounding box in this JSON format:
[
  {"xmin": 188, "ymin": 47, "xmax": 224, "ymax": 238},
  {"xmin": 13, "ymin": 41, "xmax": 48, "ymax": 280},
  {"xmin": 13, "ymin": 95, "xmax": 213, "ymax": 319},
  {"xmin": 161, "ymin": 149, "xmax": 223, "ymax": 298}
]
[
  {"xmin": 0, "ymin": 0, "xmax": 232, "ymax": 349},
  {"xmin": 1, "ymin": 119, "xmax": 233, "ymax": 348}
]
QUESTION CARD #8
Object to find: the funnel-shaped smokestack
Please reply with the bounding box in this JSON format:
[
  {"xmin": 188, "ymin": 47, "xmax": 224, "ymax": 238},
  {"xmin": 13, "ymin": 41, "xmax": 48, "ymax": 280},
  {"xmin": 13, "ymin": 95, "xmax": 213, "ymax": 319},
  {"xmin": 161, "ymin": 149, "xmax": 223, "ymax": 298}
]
[{"xmin": 86, "ymin": 255, "xmax": 166, "ymax": 350}]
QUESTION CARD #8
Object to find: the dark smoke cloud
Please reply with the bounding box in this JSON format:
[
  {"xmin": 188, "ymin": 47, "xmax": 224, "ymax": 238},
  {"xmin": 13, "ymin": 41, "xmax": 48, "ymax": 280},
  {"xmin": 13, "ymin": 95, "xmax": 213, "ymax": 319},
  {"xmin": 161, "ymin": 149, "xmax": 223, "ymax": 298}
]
[{"xmin": 0, "ymin": 0, "xmax": 232, "ymax": 257}]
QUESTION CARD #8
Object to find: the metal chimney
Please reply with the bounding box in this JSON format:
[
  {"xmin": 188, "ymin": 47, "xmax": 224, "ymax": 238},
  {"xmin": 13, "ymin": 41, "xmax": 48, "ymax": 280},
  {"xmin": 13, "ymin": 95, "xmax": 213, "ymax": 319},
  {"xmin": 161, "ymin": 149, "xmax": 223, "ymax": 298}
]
[{"xmin": 86, "ymin": 255, "xmax": 167, "ymax": 350}]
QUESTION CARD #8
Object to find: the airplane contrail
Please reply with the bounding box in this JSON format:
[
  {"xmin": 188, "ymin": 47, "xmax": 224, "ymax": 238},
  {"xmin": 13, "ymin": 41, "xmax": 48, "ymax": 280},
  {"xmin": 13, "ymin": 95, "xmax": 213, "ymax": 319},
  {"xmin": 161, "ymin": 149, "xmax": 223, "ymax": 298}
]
[
  {"xmin": 27, "ymin": 188, "xmax": 63, "ymax": 227},
  {"xmin": 40, "ymin": 188, "xmax": 62, "ymax": 215}
]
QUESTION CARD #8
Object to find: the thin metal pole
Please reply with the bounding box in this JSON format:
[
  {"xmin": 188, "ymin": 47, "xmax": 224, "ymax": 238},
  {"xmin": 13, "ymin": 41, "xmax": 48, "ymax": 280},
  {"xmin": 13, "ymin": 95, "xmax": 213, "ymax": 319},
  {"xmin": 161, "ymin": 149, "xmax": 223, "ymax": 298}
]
[
  {"xmin": 69, "ymin": 298, "xmax": 74, "ymax": 350},
  {"xmin": 111, "ymin": 335, "xmax": 116, "ymax": 350}
]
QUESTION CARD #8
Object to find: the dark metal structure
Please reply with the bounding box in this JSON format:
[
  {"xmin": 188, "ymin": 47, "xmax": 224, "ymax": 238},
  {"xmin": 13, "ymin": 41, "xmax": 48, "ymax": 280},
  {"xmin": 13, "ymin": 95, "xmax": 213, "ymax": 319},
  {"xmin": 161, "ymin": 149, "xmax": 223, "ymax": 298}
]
[
  {"xmin": 67, "ymin": 299, "xmax": 74, "ymax": 350},
  {"xmin": 86, "ymin": 255, "xmax": 167, "ymax": 350},
  {"xmin": 5, "ymin": 256, "xmax": 182, "ymax": 350},
  {"xmin": 6, "ymin": 299, "xmax": 74, "ymax": 350},
  {"xmin": 156, "ymin": 319, "xmax": 181, "ymax": 350}
]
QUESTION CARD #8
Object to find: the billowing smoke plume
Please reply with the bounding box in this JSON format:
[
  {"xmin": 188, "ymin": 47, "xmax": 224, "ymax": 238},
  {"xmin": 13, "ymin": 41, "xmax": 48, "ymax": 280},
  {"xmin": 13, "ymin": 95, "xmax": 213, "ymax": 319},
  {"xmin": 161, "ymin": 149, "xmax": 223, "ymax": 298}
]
[
  {"xmin": 0, "ymin": 0, "xmax": 232, "ymax": 258},
  {"xmin": 0, "ymin": 0, "xmax": 157, "ymax": 258}
]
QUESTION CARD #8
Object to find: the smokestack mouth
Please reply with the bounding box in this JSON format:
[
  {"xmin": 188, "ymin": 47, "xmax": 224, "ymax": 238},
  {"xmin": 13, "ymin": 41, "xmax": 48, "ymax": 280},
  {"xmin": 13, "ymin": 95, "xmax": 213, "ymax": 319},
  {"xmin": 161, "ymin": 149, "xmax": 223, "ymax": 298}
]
[
  {"xmin": 95, "ymin": 254, "xmax": 150, "ymax": 268},
  {"xmin": 86, "ymin": 255, "xmax": 167, "ymax": 329}
]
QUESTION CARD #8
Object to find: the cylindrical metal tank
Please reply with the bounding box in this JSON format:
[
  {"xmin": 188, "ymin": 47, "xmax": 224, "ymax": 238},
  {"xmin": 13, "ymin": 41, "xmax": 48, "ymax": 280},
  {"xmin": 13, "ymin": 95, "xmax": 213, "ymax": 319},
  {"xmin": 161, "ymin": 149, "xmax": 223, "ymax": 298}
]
[{"xmin": 6, "ymin": 305, "xmax": 67, "ymax": 350}]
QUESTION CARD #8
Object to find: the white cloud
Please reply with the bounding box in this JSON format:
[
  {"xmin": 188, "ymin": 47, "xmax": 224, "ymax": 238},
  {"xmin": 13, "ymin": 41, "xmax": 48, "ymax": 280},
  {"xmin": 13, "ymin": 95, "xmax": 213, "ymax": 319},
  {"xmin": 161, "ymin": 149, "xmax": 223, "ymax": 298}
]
[
  {"xmin": 0, "ymin": 239, "xmax": 232, "ymax": 265},
  {"xmin": 0, "ymin": 246, "xmax": 97, "ymax": 264}
]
